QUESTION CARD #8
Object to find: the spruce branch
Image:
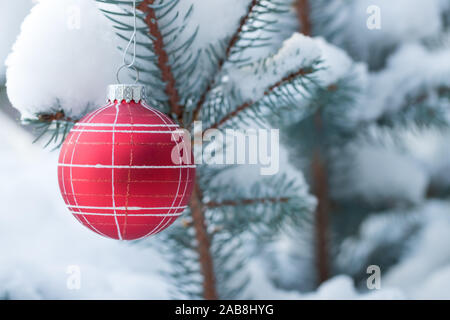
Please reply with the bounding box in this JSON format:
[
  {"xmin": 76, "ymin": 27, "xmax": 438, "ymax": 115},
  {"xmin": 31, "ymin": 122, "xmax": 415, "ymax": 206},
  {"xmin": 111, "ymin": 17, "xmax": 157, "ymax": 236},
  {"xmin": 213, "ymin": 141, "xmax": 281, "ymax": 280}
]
[
  {"xmin": 373, "ymin": 86, "xmax": 450, "ymax": 129},
  {"xmin": 206, "ymin": 66, "xmax": 316, "ymax": 131},
  {"xmin": 24, "ymin": 110, "xmax": 79, "ymax": 148},
  {"xmin": 203, "ymin": 174, "xmax": 314, "ymax": 235},
  {"xmin": 191, "ymin": 0, "xmax": 259, "ymax": 124}
]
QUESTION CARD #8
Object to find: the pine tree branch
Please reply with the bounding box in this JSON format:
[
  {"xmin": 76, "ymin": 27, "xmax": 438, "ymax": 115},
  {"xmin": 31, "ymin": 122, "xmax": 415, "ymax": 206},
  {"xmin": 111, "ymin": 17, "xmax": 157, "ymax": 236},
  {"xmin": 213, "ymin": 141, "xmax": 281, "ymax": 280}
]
[
  {"xmin": 138, "ymin": 0, "xmax": 183, "ymax": 122},
  {"xmin": 374, "ymin": 85, "xmax": 450, "ymax": 128},
  {"xmin": 24, "ymin": 110, "xmax": 78, "ymax": 149},
  {"xmin": 206, "ymin": 67, "xmax": 315, "ymax": 131},
  {"xmin": 205, "ymin": 197, "xmax": 291, "ymax": 208},
  {"xmin": 189, "ymin": 182, "xmax": 218, "ymax": 300},
  {"xmin": 36, "ymin": 111, "xmax": 77, "ymax": 123},
  {"xmin": 191, "ymin": 0, "xmax": 259, "ymax": 123}
]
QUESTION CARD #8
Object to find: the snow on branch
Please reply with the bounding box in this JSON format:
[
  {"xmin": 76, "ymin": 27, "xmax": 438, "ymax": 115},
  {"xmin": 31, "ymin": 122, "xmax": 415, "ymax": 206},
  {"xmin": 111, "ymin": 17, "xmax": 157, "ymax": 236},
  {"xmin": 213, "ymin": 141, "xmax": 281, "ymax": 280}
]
[
  {"xmin": 202, "ymin": 174, "xmax": 315, "ymax": 238},
  {"xmin": 228, "ymin": 33, "xmax": 321, "ymax": 102},
  {"xmin": 205, "ymin": 33, "xmax": 358, "ymax": 131},
  {"xmin": 6, "ymin": 0, "xmax": 126, "ymax": 120},
  {"xmin": 355, "ymin": 43, "xmax": 450, "ymax": 127}
]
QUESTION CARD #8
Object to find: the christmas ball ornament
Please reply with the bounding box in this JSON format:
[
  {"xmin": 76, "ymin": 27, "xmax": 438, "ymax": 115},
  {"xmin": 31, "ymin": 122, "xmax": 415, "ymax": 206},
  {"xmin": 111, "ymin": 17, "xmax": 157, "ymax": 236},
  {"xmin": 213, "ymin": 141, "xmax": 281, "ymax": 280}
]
[{"xmin": 58, "ymin": 85, "xmax": 195, "ymax": 240}]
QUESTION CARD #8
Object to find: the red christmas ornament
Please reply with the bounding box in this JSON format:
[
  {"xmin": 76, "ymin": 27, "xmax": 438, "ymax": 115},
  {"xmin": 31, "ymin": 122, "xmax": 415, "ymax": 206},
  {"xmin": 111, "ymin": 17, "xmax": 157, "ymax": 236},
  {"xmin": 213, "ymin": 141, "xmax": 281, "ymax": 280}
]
[{"xmin": 58, "ymin": 85, "xmax": 195, "ymax": 240}]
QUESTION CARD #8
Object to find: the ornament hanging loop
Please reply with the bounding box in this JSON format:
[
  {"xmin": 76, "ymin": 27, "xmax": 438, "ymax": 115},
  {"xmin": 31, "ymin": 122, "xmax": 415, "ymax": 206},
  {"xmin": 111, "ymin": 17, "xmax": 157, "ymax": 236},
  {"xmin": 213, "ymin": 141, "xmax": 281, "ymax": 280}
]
[
  {"xmin": 116, "ymin": 0, "xmax": 138, "ymax": 84},
  {"xmin": 116, "ymin": 65, "xmax": 140, "ymax": 84}
]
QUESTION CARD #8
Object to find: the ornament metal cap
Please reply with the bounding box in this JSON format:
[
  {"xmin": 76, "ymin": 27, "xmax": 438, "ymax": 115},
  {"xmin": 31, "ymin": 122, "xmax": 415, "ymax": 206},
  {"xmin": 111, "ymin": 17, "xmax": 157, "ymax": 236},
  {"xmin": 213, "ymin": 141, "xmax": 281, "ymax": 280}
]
[{"xmin": 107, "ymin": 84, "xmax": 145, "ymax": 103}]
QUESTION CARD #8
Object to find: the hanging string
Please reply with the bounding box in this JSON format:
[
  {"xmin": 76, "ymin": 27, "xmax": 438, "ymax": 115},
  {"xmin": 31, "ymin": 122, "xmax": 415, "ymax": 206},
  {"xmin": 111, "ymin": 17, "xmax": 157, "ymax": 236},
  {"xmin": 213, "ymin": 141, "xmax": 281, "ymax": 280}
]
[{"xmin": 116, "ymin": 0, "xmax": 139, "ymax": 84}]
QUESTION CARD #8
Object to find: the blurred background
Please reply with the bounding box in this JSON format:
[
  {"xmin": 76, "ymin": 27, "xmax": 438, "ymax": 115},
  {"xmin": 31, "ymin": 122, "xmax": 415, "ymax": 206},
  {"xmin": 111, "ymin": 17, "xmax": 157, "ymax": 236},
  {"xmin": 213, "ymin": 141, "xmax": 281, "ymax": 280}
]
[{"xmin": 1, "ymin": 0, "xmax": 450, "ymax": 299}]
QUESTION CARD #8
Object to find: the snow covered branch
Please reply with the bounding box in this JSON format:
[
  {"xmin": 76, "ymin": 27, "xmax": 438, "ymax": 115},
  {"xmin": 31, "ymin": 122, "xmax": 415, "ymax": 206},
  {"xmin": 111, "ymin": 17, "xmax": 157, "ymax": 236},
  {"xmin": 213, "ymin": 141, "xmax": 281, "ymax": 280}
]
[
  {"xmin": 192, "ymin": 0, "xmax": 259, "ymax": 123},
  {"xmin": 207, "ymin": 66, "xmax": 316, "ymax": 131}
]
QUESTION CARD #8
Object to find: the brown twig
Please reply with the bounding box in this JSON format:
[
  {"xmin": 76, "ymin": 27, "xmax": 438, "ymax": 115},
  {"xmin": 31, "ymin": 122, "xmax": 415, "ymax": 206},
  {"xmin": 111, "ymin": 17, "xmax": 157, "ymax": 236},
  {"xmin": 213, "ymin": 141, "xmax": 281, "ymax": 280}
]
[
  {"xmin": 207, "ymin": 67, "xmax": 314, "ymax": 131},
  {"xmin": 37, "ymin": 111, "xmax": 76, "ymax": 123},
  {"xmin": 190, "ymin": 183, "xmax": 218, "ymax": 300},
  {"xmin": 191, "ymin": 0, "xmax": 259, "ymax": 123},
  {"xmin": 296, "ymin": 0, "xmax": 312, "ymax": 36},
  {"xmin": 296, "ymin": 0, "xmax": 330, "ymax": 284},
  {"xmin": 311, "ymin": 120, "xmax": 330, "ymax": 284},
  {"xmin": 138, "ymin": 0, "xmax": 183, "ymax": 122},
  {"xmin": 205, "ymin": 197, "xmax": 291, "ymax": 209}
]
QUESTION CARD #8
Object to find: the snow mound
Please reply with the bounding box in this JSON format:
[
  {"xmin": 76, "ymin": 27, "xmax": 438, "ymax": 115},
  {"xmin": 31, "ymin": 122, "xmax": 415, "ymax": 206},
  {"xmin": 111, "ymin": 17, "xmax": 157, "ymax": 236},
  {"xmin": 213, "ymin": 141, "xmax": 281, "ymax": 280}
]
[{"xmin": 6, "ymin": 0, "xmax": 124, "ymax": 120}]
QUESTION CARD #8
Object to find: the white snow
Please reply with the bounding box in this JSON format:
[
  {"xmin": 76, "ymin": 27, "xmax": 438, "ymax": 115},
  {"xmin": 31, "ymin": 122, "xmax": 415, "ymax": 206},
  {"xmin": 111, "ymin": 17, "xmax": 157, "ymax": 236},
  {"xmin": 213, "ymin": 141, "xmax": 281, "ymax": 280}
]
[
  {"xmin": 6, "ymin": 0, "xmax": 127, "ymax": 120},
  {"xmin": 228, "ymin": 33, "xmax": 361, "ymax": 104},
  {"xmin": 0, "ymin": 0, "xmax": 34, "ymax": 80},
  {"xmin": 383, "ymin": 201, "xmax": 450, "ymax": 299},
  {"xmin": 334, "ymin": 143, "xmax": 429, "ymax": 204},
  {"xmin": 246, "ymin": 264, "xmax": 405, "ymax": 300},
  {"xmin": 338, "ymin": 200, "xmax": 450, "ymax": 300},
  {"xmin": 404, "ymin": 130, "xmax": 450, "ymax": 188},
  {"xmin": 303, "ymin": 275, "xmax": 404, "ymax": 300},
  {"xmin": 322, "ymin": 0, "xmax": 444, "ymax": 63},
  {"xmin": 314, "ymin": 37, "xmax": 356, "ymax": 85},
  {"xmin": 228, "ymin": 33, "xmax": 321, "ymax": 102},
  {"xmin": 358, "ymin": 42, "xmax": 450, "ymax": 122}
]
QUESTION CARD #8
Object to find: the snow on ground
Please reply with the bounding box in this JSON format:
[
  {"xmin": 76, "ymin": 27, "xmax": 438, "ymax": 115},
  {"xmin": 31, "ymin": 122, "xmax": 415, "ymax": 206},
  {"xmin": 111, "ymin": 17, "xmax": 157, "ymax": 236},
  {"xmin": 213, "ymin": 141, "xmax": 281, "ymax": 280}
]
[
  {"xmin": 0, "ymin": 113, "xmax": 170, "ymax": 299},
  {"xmin": 335, "ymin": 200, "xmax": 450, "ymax": 300},
  {"xmin": 246, "ymin": 260, "xmax": 405, "ymax": 300},
  {"xmin": 249, "ymin": 199, "xmax": 450, "ymax": 300},
  {"xmin": 228, "ymin": 33, "xmax": 321, "ymax": 102},
  {"xmin": 335, "ymin": 143, "xmax": 429, "ymax": 204},
  {"xmin": 347, "ymin": 0, "xmax": 442, "ymax": 45}
]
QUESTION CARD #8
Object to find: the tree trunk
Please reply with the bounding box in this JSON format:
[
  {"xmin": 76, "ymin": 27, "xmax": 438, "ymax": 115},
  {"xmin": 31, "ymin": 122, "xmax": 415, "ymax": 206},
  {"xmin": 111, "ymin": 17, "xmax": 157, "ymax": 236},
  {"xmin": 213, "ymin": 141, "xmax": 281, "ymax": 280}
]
[
  {"xmin": 190, "ymin": 183, "xmax": 218, "ymax": 299},
  {"xmin": 311, "ymin": 115, "xmax": 330, "ymax": 283},
  {"xmin": 295, "ymin": 0, "xmax": 330, "ymax": 284}
]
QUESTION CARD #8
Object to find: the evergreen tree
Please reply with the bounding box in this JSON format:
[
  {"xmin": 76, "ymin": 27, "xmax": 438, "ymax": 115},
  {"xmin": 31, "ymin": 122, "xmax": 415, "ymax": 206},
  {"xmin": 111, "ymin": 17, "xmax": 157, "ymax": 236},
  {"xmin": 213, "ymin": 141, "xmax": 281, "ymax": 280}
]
[{"xmin": 3, "ymin": 0, "xmax": 450, "ymax": 299}]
